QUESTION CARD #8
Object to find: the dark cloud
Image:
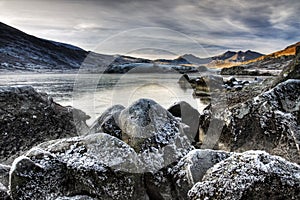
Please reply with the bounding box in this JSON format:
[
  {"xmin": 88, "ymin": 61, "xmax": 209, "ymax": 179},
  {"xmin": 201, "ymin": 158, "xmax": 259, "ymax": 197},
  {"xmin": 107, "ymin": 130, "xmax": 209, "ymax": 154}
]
[{"xmin": 0, "ymin": 0, "xmax": 299, "ymax": 58}]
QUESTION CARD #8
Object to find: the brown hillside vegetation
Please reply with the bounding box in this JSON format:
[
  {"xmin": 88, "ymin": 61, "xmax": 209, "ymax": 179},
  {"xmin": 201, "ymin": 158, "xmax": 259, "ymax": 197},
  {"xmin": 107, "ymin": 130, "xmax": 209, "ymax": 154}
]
[{"xmin": 213, "ymin": 41, "xmax": 300, "ymax": 69}]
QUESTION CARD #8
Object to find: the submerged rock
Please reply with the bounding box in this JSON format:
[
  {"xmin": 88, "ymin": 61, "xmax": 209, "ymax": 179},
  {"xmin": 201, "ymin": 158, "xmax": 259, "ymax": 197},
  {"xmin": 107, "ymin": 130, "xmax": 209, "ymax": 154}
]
[
  {"xmin": 89, "ymin": 104, "xmax": 125, "ymax": 139},
  {"xmin": 118, "ymin": 99, "xmax": 193, "ymax": 172},
  {"xmin": 9, "ymin": 133, "xmax": 148, "ymax": 200},
  {"xmin": 188, "ymin": 151, "xmax": 300, "ymax": 200},
  {"xmin": 0, "ymin": 86, "xmax": 90, "ymax": 164}
]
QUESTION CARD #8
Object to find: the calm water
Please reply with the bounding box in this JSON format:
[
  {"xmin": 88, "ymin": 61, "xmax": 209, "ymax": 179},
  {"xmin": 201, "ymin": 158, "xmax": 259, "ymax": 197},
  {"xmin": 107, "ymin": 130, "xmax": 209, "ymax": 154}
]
[{"xmin": 0, "ymin": 73, "xmax": 205, "ymax": 125}]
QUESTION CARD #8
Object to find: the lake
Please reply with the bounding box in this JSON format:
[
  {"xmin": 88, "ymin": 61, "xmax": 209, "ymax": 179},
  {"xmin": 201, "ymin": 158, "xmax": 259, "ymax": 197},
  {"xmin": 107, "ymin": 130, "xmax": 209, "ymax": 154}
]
[{"xmin": 0, "ymin": 73, "xmax": 206, "ymax": 125}]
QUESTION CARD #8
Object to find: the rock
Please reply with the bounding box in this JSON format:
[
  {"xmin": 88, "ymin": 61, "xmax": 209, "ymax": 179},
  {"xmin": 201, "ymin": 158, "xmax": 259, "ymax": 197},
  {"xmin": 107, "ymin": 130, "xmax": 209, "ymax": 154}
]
[
  {"xmin": 221, "ymin": 79, "xmax": 300, "ymax": 163},
  {"xmin": 0, "ymin": 182, "xmax": 10, "ymax": 200},
  {"xmin": 178, "ymin": 74, "xmax": 190, "ymax": 83},
  {"xmin": 9, "ymin": 133, "xmax": 148, "ymax": 200},
  {"xmin": 200, "ymin": 79, "xmax": 300, "ymax": 164},
  {"xmin": 168, "ymin": 101, "xmax": 200, "ymax": 145},
  {"xmin": 144, "ymin": 167, "xmax": 177, "ymax": 200},
  {"xmin": 0, "ymin": 86, "xmax": 90, "ymax": 164},
  {"xmin": 89, "ymin": 104, "xmax": 125, "ymax": 139},
  {"xmin": 0, "ymin": 164, "xmax": 10, "ymax": 189},
  {"xmin": 221, "ymin": 65, "xmax": 245, "ymax": 75},
  {"xmin": 188, "ymin": 151, "xmax": 300, "ymax": 200},
  {"xmin": 118, "ymin": 99, "xmax": 193, "ymax": 172},
  {"xmin": 171, "ymin": 149, "xmax": 230, "ymax": 200}
]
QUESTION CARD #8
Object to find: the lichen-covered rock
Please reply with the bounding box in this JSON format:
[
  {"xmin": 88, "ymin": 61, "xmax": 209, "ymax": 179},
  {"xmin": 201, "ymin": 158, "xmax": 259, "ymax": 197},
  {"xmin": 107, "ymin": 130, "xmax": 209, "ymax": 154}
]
[
  {"xmin": 9, "ymin": 133, "xmax": 148, "ymax": 200},
  {"xmin": 118, "ymin": 99, "xmax": 193, "ymax": 172},
  {"xmin": 171, "ymin": 149, "xmax": 230, "ymax": 200},
  {"xmin": 168, "ymin": 101, "xmax": 200, "ymax": 145},
  {"xmin": 0, "ymin": 164, "xmax": 10, "ymax": 189},
  {"xmin": 188, "ymin": 151, "xmax": 300, "ymax": 200},
  {"xmin": 89, "ymin": 104, "xmax": 125, "ymax": 139},
  {"xmin": 0, "ymin": 86, "xmax": 90, "ymax": 164}
]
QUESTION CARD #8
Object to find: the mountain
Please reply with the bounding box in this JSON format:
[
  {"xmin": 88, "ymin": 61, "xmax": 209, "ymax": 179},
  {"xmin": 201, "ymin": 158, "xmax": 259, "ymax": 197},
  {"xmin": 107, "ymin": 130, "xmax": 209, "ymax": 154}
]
[
  {"xmin": 248, "ymin": 41, "xmax": 300, "ymax": 63},
  {"xmin": 212, "ymin": 50, "xmax": 263, "ymax": 62},
  {"xmin": 158, "ymin": 51, "xmax": 264, "ymax": 67},
  {"xmin": 1, "ymin": 22, "xmax": 198, "ymax": 73},
  {"xmin": 0, "ymin": 22, "xmax": 89, "ymax": 71},
  {"xmin": 220, "ymin": 42, "xmax": 300, "ymax": 75}
]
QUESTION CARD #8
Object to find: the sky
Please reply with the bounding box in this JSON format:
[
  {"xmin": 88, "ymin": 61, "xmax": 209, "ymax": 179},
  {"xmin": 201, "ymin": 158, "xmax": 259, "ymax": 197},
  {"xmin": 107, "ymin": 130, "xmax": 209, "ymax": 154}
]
[{"xmin": 0, "ymin": 0, "xmax": 299, "ymax": 59}]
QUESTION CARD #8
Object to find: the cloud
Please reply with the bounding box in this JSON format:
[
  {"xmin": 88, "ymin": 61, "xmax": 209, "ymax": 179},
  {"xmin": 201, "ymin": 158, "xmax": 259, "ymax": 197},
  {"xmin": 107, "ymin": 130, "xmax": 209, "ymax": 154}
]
[{"xmin": 0, "ymin": 0, "xmax": 299, "ymax": 58}]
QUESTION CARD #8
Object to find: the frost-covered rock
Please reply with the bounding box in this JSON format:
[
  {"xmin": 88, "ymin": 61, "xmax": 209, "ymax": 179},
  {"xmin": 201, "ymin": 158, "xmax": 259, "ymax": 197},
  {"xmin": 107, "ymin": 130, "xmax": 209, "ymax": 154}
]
[
  {"xmin": 0, "ymin": 182, "xmax": 10, "ymax": 200},
  {"xmin": 144, "ymin": 167, "xmax": 177, "ymax": 200},
  {"xmin": 118, "ymin": 99, "xmax": 193, "ymax": 172},
  {"xmin": 200, "ymin": 79, "xmax": 300, "ymax": 163},
  {"xmin": 9, "ymin": 133, "xmax": 148, "ymax": 200},
  {"xmin": 0, "ymin": 164, "xmax": 10, "ymax": 189},
  {"xmin": 171, "ymin": 149, "xmax": 230, "ymax": 199},
  {"xmin": 188, "ymin": 151, "xmax": 300, "ymax": 200},
  {"xmin": 0, "ymin": 86, "xmax": 90, "ymax": 164},
  {"xmin": 168, "ymin": 101, "xmax": 200, "ymax": 145},
  {"xmin": 220, "ymin": 79, "xmax": 300, "ymax": 163},
  {"xmin": 89, "ymin": 104, "xmax": 125, "ymax": 139}
]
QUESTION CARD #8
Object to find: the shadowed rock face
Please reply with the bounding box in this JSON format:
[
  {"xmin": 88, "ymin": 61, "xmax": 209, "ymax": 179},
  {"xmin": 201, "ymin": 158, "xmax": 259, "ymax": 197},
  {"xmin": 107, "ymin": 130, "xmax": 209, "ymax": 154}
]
[
  {"xmin": 0, "ymin": 86, "xmax": 90, "ymax": 164},
  {"xmin": 168, "ymin": 101, "xmax": 200, "ymax": 145},
  {"xmin": 170, "ymin": 149, "xmax": 230, "ymax": 200},
  {"xmin": 188, "ymin": 151, "xmax": 300, "ymax": 200},
  {"xmin": 89, "ymin": 104, "xmax": 125, "ymax": 139}
]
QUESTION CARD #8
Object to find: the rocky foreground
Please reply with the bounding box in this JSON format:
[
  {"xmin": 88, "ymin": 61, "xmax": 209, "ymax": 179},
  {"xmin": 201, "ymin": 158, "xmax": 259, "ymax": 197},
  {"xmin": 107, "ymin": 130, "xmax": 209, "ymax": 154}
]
[{"xmin": 0, "ymin": 49, "xmax": 300, "ymax": 199}]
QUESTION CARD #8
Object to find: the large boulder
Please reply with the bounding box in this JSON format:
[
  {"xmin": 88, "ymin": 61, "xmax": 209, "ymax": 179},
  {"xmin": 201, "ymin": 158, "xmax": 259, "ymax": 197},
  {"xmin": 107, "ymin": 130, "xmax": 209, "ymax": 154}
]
[
  {"xmin": 188, "ymin": 151, "xmax": 300, "ymax": 200},
  {"xmin": 143, "ymin": 149, "xmax": 230, "ymax": 200},
  {"xmin": 0, "ymin": 86, "xmax": 90, "ymax": 164},
  {"xmin": 89, "ymin": 104, "xmax": 125, "ymax": 139},
  {"xmin": 9, "ymin": 133, "xmax": 148, "ymax": 200},
  {"xmin": 168, "ymin": 101, "xmax": 200, "ymax": 145},
  {"xmin": 170, "ymin": 149, "xmax": 230, "ymax": 200},
  {"xmin": 220, "ymin": 79, "xmax": 300, "ymax": 163},
  {"xmin": 200, "ymin": 79, "xmax": 300, "ymax": 164},
  {"xmin": 118, "ymin": 99, "xmax": 193, "ymax": 172}
]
